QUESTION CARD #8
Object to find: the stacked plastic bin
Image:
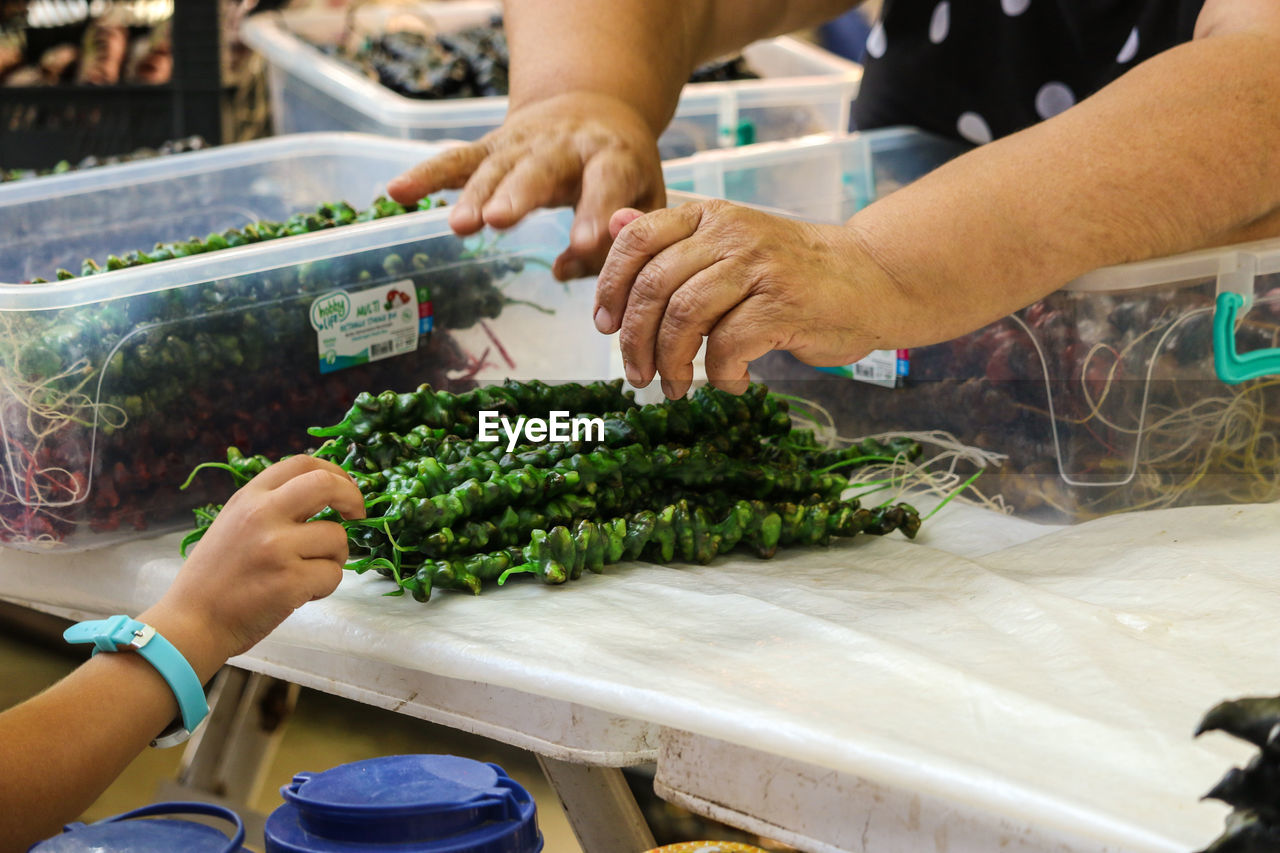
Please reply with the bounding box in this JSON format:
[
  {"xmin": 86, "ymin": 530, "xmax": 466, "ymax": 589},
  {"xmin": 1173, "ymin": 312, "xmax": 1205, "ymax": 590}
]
[
  {"xmin": 240, "ymin": 1, "xmax": 862, "ymax": 159},
  {"xmin": 663, "ymin": 129, "xmax": 1280, "ymax": 522},
  {"xmin": 0, "ymin": 133, "xmax": 608, "ymax": 552}
]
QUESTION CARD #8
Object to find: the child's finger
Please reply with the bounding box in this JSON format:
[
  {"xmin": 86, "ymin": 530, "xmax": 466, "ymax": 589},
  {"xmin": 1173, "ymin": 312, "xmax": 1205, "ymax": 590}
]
[
  {"xmin": 272, "ymin": 468, "xmax": 367, "ymax": 522},
  {"xmin": 295, "ymin": 558, "xmax": 345, "ymax": 601},
  {"xmin": 246, "ymin": 454, "xmax": 337, "ymax": 492},
  {"xmin": 294, "ymin": 520, "xmax": 351, "ymax": 562}
]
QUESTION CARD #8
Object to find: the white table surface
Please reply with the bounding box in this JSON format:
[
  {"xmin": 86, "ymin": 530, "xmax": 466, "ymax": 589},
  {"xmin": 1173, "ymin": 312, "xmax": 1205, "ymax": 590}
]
[{"xmin": 3, "ymin": 499, "xmax": 1273, "ymax": 853}]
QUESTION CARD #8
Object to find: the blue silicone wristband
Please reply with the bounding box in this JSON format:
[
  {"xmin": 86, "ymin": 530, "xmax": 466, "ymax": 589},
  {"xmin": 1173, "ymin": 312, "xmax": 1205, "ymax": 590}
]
[{"xmin": 64, "ymin": 615, "xmax": 210, "ymax": 747}]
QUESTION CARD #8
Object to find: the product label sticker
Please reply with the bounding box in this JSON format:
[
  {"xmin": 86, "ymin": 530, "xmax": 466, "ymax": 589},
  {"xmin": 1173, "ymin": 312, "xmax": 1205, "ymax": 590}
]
[
  {"xmin": 309, "ymin": 280, "xmax": 423, "ymax": 374},
  {"xmin": 818, "ymin": 349, "xmax": 909, "ymax": 388}
]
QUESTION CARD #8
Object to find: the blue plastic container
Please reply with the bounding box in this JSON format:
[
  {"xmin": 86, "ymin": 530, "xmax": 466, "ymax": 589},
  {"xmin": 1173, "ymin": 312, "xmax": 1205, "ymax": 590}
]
[
  {"xmin": 29, "ymin": 801, "xmax": 245, "ymax": 852},
  {"xmin": 264, "ymin": 754, "xmax": 543, "ymax": 853}
]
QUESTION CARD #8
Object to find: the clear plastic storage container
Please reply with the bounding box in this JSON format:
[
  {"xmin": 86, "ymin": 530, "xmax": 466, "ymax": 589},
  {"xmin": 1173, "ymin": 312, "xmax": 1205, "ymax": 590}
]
[
  {"xmin": 0, "ymin": 133, "xmax": 607, "ymax": 552},
  {"xmin": 664, "ymin": 130, "xmax": 1280, "ymax": 521},
  {"xmin": 240, "ymin": 2, "xmax": 862, "ymax": 160}
]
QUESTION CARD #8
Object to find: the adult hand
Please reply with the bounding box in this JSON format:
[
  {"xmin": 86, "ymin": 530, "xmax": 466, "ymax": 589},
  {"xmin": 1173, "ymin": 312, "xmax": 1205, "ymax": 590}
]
[
  {"xmin": 595, "ymin": 201, "xmax": 907, "ymax": 399},
  {"xmin": 387, "ymin": 93, "xmax": 667, "ymax": 281},
  {"xmin": 144, "ymin": 455, "xmax": 366, "ymax": 668}
]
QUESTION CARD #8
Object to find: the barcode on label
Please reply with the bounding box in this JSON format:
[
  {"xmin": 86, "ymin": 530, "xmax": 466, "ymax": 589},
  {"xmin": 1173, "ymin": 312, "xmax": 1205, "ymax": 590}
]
[
  {"xmin": 853, "ymin": 362, "xmax": 887, "ymax": 381},
  {"xmin": 370, "ymin": 341, "xmax": 395, "ymax": 359},
  {"xmin": 848, "ymin": 349, "xmax": 902, "ymax": 388}
]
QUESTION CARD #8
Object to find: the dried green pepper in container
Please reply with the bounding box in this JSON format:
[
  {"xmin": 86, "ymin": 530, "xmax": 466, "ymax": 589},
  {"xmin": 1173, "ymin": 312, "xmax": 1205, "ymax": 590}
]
[{"xmin": 2, "ymin": 190, "xmax": 545, "ymax": 546}]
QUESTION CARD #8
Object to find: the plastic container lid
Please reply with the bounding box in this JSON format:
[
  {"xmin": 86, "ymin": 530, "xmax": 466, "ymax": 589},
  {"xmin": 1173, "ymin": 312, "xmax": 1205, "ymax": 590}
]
[
  {"xmin": 264, "ymin": 755, "xmax": 543, "ymax": 853},
  {"xmin": 30, "ymin": 802, "xmax": 245, "ymax": 852}
]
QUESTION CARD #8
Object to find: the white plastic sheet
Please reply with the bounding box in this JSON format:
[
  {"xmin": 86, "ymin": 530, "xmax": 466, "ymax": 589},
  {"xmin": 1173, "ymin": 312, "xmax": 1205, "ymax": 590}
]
[{"xmin": 3, "ymin": 500, "xmax": 1276, "ymax": 851}]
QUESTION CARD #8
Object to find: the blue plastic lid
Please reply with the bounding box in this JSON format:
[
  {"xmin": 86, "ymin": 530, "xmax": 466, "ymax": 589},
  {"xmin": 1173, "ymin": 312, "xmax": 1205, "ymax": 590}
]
[
  {"xmin": 29, "ymin": 802, "xmax": 245, "ymax": 852},
  {"xmin": 264, "ymin": 754, "xmax": 543, "ymax": 853}
]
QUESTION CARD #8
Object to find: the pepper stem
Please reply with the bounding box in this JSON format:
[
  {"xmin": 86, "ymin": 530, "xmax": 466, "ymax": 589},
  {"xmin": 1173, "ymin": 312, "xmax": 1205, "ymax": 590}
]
[
  {"xmin": 498, "ymin": 563, "xmax": 537, "ymax": 585},
  {"xmin": 179, "ymin": 461, "xmax": 242, "ymax": 490},
  {"xmin": 924, "ymin": 469, "xmax": 985, "ymax": 521},
  {"xmin": 811, "ymin": 455, "xmax": 899, "ymax": 475}
]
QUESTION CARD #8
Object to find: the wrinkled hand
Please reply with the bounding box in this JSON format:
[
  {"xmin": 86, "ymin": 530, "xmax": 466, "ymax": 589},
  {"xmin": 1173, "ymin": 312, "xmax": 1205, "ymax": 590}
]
[
  {"xmin": 595, "ymin": 201, "xmax": 904, "ymax": 399},
  {"xmin": 149, "ymin": 455, "xmax": 366, "ymax": 663},
  {"xmin": 387, "ymin": 93, "xmax": 667, "ymax": 281}
]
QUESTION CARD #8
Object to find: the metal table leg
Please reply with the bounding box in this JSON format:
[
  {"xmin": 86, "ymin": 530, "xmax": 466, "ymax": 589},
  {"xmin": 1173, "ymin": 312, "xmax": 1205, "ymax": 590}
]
[{"xmin": 536, "ymin": 755, "xmax": 657, "ymax": 853}]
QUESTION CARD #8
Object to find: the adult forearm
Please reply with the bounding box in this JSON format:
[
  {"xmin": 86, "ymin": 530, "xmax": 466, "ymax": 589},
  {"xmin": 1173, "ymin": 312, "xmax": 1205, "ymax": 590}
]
[
  {"xmin": 850, "ymin": 31, "xmax": 1280, "ymax": 348},
  {"xmin": 506, "ymin": 0, "xmax": 856, "ymax": 132},
  {"xmin": 506, "ymin": 0, "xmax": 697, "ymax": 133}
]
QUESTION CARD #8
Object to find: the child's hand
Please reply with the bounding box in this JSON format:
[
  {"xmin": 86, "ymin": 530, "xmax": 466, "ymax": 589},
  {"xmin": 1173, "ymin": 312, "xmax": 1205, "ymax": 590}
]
[{"xmin": 140, "ymin": 455, "xmax": 367, "ymax": 678}]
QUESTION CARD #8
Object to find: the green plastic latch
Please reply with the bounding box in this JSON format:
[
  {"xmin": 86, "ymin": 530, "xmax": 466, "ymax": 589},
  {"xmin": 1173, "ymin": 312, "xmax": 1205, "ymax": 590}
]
[
  {"xmin": 716, "ymin": 119, "xmax": 755, "ymax": 147},
  {"xmin": 1213, "ymin": 291, "xmax": 1280, "ymax": 384}
]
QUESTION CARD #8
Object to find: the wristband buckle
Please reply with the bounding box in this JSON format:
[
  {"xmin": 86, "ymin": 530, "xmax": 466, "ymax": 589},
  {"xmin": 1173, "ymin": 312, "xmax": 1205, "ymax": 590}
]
[
  {"xmin": 151, "ymin": 720, "xmax": 195, "ymax": 749},
  {"xmin": 65, "ymin": 615, "xmax": 209, "ymax": 748},
  {"xmin": 129, "ymin": 624, "xmax": 156, "ymax": 650}
]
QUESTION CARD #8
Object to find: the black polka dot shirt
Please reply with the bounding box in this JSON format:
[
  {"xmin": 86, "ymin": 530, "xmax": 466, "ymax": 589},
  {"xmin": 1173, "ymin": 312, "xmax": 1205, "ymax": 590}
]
[{"xmin": 853, "ymin": 0, "xmax": 1205, "ymax": 143}]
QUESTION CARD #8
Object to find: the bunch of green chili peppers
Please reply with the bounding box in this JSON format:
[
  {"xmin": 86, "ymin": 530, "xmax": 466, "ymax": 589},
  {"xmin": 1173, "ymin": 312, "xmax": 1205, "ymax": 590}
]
[{"xmin": 182, "ymin": 380, "xmax": 924, "ymax": 602}]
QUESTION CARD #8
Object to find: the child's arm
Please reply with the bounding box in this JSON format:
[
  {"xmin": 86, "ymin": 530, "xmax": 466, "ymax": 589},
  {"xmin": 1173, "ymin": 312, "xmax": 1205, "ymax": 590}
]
[{"xmin": 0, "ymin": 455, "xmax": 365, "ymax": 851}]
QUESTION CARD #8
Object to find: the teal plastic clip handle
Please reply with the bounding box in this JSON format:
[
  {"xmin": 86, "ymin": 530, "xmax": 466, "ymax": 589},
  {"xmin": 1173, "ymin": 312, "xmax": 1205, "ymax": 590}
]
[{"xmin": 1214, "ymin": 291, "xmax": 1280, "ymax": 384}]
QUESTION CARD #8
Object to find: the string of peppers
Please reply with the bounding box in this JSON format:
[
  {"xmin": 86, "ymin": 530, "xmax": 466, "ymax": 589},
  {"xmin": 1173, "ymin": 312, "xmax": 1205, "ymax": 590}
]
[
  {"xmin": 181, "ymin": 380, "xmax": 925, "ymax": 602},
  {"xmin": 34, "ymin": 196, "xmax": 440, "ymax": 282}
]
